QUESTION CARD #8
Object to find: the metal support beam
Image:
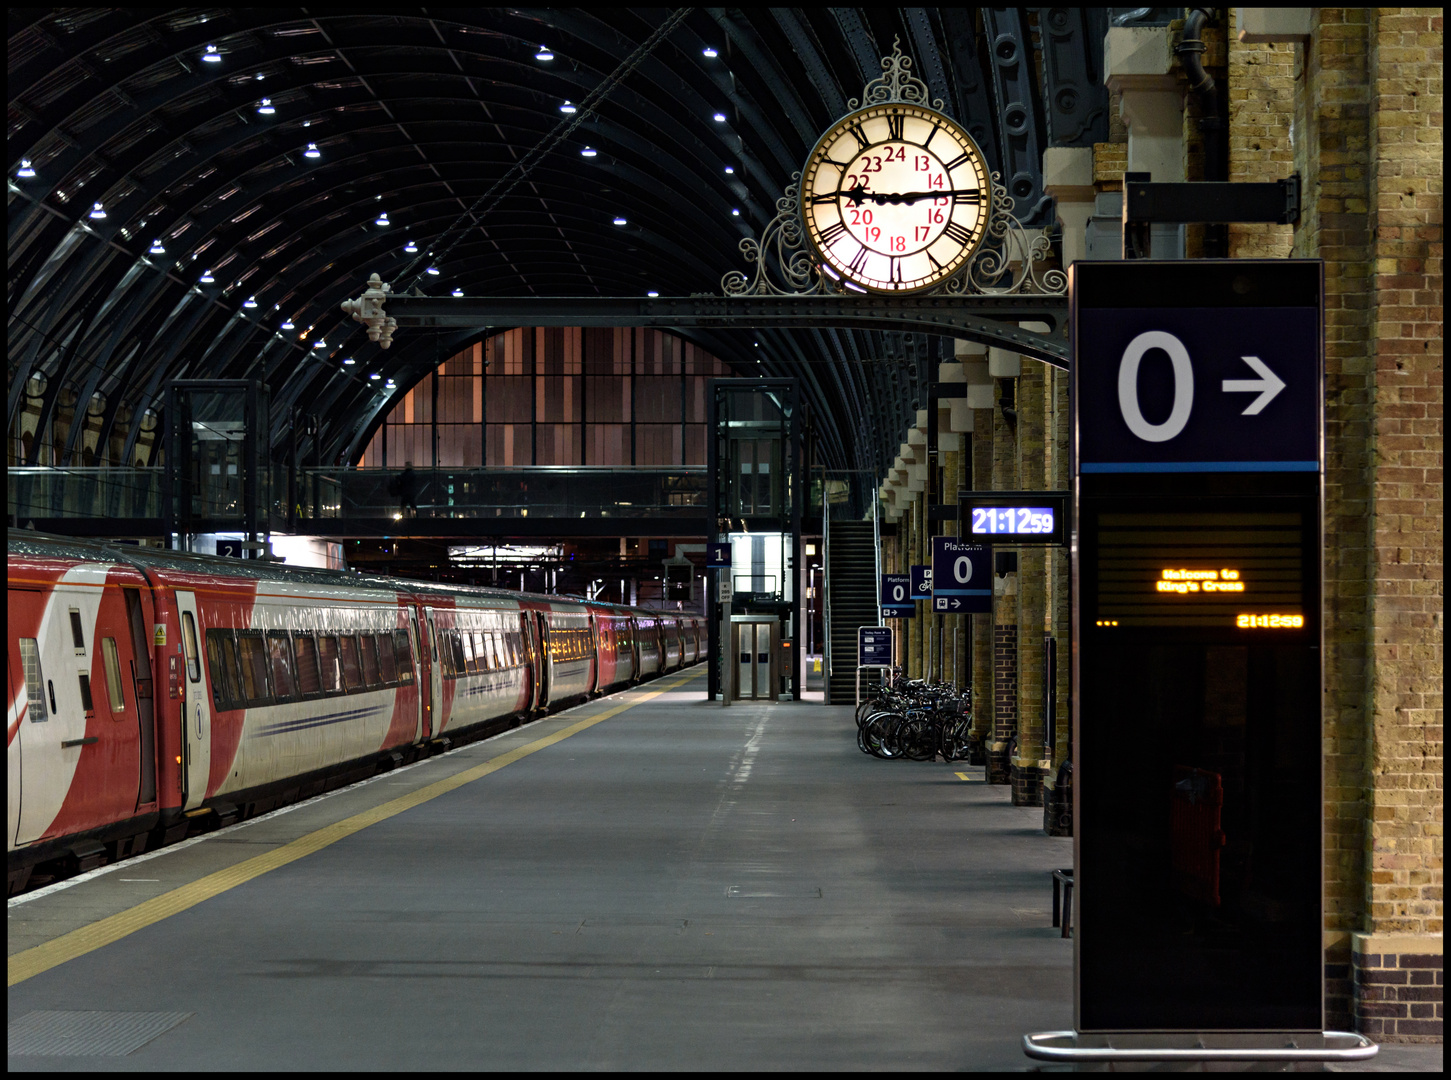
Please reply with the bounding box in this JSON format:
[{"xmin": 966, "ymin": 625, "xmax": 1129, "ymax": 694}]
[{"xmin": 383, "ymin": 294, "xmax": 1070, "ymax": 368}]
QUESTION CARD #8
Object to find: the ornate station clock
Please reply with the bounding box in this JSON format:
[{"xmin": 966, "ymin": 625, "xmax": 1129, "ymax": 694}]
[{"xmin": 800, "ymin": 103, "xmax": 993, "ymax": 294}]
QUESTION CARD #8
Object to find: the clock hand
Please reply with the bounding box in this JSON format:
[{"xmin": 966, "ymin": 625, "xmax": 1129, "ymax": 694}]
[{"xmin": 863, "ymin": 188, "xmax": 980, "ymax": 206}]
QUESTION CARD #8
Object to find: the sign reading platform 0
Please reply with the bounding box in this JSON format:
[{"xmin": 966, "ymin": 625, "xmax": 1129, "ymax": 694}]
[
  {"xmin": 880, "ymin": 573, "xmax": 914, "ymax": 619},
  {"xmin": 1070, "ymin": 260, "xmax": 1325, "ymax": 1038},
  {"xmin": 930, "ymin": 538, "xmax": 990, "ymax": 613}
]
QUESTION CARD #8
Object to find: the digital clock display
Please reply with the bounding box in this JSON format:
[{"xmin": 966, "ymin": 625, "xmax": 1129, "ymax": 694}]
[{"xmin": 970, "ymin": 506, "xmax": 1055, "ymax": 535}]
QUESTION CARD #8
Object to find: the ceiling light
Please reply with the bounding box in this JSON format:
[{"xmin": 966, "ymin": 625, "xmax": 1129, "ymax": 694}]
[
  {"xmin": 580, "ymin": 146, "xmax": 597, "ymax": 157},
  {"xmin": 452, "ymin": 288, "xmax": 463, "ymax": 297},
  {"xmin": 343, "ymin": 357, "xmax": 355, "ymax": 365},
  {"xmin": 199, "ymin": 269, "xmax": 215, "ymax": 283},
  {"xmin": 255, "ymin": 73, "xmax": 265, "ymax": 81},
  {"xmin": 256, "ymin": 98, "xmax": 275, "ymax": 115},
  {"xmin": 731, "ymin": 208, "xmax": 740, "ymax": 216},
  {"xmin": 426, "ymin": 265, "xmax": 439, "ymax": 275},
  {"xmin": 713, "ymin": 112, "xmax": 727, "ymax": 122},
  {"xmin": 702, "ymin": 47, "xmax": 719, "ymax": 58},
  {"xmin": 613, "ymin": 216, "xmax": 627, "ymax": 226},
  {"xmin": 369, "ymin": 373, "xmax": 381, "ymax": 380},
  {"xmin": 647, "ymin": 291, "xmax": 659, "ymax": 297},
  {"xmin": 723, "ymin": 166, "xmax": 734, "ymax": 174},
  {"xmin": 536, "ymin": 45, "xmax": 554, "ymax": 61},
  {"xmin": 375, "ymin": 211, "xmax": 390, "ymax": 226},
  {"xmin": 149, "ymin": 239, "xmax": 166, "ymax": 254},
  {"xmin": 17, "ymin": 159, "xmax": 35, "ymax": 178},
  {"xmin": 559, "ymin": 100, "xmax": 577, "ymax": 114},
  {"xmin": 281, "ymin": 319, "xmax": 295, "ymax": 329},
  {"xmin": 304, "ymin": 142, "xmax": 320, "ymax": 158},
  {"xmin": 314, "ymin": 340, "xmax": 326, "ymax": 349},
  {"xmin": 202, "ymin": 44, "xmax": 221, "ymax": 62},
  {"xmin": 243, "ymin": 296, "xmax": 258, "ymax": 308},
  {"xmin": 88, "ymin": 202, "xmax": 107, "ymax": 220},
  {"xmin": 404, "ymin": 240, "xmax": 418, "ymax": 253}
]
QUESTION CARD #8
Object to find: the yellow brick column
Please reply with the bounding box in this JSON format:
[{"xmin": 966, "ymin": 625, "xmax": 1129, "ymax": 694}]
[{"xmin": 1013, "ymin": 361, "xmax": 1046, "ymax": 807}]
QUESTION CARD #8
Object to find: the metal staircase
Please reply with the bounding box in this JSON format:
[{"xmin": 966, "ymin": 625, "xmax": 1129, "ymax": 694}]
[{"xmin": 824, "ymin": 519, "xmax": 881, "ymax": 705}]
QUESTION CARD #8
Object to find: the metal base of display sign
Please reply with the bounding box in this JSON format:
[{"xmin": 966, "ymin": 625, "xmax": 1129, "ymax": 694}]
[
  {"xmin": 1021, "ymin": 1030, "xmax": 1377, "ymax": 1064},
  {"xmin": 856, "ymin": 665, "xmax": 891, "ymax": 707}
]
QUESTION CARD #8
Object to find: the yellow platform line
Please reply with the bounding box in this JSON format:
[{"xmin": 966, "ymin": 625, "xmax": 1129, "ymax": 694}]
[
  {"xmin": 955, "ymin": 771, "xmax": 978, "ymax": 781},
  {"xmin": 9, "ymin": 668, "xmax": 704, "ymax": 987}
]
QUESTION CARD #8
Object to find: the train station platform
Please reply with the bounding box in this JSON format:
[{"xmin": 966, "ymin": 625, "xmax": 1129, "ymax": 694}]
[{"xmin": 7, "ymin": 670, "xmax": 1440, "ymax": 1071}]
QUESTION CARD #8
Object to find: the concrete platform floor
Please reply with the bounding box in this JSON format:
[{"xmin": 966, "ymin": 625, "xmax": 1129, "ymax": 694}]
[{"xmin": 8, "ymin": 668, "xmax": 1442, "ymax": 1071}]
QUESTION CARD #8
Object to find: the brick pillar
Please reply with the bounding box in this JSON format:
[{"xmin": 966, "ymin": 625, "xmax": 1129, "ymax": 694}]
[
  {"xmin": 942, "ymin": 446, "xmax": 961, "ymax": 687},
  {"xmin": 1013, "ymin": 361, "xmax": 1046, "ymax": 807},
  {"xmin": 1045, "ymin": 365, "xmax": 1074, "ymax": 835},
  {"xmin": 1362, "ymin": 7, "xmax": 1443, "ymax": 1041},
  {"xmin": 1294, "ymin": 7, "xmax": 1377, "ymax": 1036},
  {"xmin": 970, "ymin": 402, "xmax": 994, "ymax": 760},
  {"xmin": 908, "ymin": 493, "xmax": 922, "ymax": 679},
  {"xmin": 988, "ymin": 369, "xmax": 1018, "ymax": 784}
]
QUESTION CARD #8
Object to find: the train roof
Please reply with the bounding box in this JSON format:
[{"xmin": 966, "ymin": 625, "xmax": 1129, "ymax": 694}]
[{"xmin": 7, "ymin": 530, "xmax": 693, "ymax": 621}]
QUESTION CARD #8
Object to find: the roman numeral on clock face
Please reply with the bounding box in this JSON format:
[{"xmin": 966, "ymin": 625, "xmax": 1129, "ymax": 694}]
[
  {"xmin": 952, "ymin": 190, "xmax": 981, "ymax": 205},
  {"xmin": 847, "ymin": 244, "xmax": 870, "ymax": 275},
  {"xmin": 846, "ymin": 123, "xmax": 869, "ymax": 151},
  {"xmin": 890, "ymin": 257, "xmax": 904, "ymax": 283},
  {"xmin": 819, "ymin": 220, "xmax": 847, "ymax": 247},
  {"xmin": 944, "ymin": 220, "xmax": 977, "ymax": 247},
  {"xmin": 943, "ymin": 151, "xmax": 971, "ymax": 172},
  {"xmin": 886, "ymin": 112, "xmax": 904, "ymax": 141}
]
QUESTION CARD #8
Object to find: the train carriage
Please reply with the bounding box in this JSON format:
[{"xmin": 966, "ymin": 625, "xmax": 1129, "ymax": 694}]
[{"xmin": 7, "ymin": 530, "xmax": 704, "ymax": 894}]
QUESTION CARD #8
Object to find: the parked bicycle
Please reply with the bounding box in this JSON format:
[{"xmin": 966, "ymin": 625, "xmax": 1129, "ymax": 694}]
[{"xmin": 855, "ymin": 668, "xmax": 974, "ymax": 762}]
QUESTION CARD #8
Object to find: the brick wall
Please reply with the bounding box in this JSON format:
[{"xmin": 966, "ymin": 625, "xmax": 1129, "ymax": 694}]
[{"xmin": 1227, "ymin": 13, "xmax": 1295, "ymax": 257}]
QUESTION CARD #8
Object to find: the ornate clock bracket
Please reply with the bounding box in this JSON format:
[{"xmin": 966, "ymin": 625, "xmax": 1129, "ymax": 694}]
[{"xmin": 721, "ymin": 38, "xmax": 1065, "ymax": 300}]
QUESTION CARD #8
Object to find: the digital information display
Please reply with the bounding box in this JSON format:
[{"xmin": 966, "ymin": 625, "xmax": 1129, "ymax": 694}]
[
  {"xmin": 959, "ymin": 491, "xmax": 1068, "ymax": 545},
  {"xmin": 1072, "ymin": 260, "xmax": 1324, "ymax": 1036}
]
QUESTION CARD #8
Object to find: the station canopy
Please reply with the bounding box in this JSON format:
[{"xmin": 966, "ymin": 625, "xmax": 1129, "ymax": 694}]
[{"xmin": 9, "ymin": 8, "xmax": 1111, "ymax": 473}]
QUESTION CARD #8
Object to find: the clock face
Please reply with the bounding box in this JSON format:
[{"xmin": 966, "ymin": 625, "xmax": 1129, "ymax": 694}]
[{"xmin": 801, "ymin": 104, "xmax": 992, "ymax": 293}]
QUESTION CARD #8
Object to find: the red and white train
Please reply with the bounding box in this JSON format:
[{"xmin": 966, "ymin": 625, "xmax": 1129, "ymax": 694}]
[{"xmin": 6, "ymin": 530, "xmax": 703, "ymax": 894}]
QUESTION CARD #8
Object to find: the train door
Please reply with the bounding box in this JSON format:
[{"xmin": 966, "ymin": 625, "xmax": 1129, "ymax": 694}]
[
  {"xmin": 535, "ymin": 612, "xmax": 551, "ymax": 709},
  {"xmin": 587, "ymin": 613, "xmax": 600, "ymax": 694},
  {"xmin": 123, "ymin": 588, "xmax": 157, "ymax": 809},
  {"xmin": 11, "ymin": 585, "xmax": 60, "ymax": 846},
  {"xmin": 422, "ymin": 608, "xmax": 441, "ymax": 738},
  {"xmin": 174, "ymin": 591, "xmax": 211, "ymax": 810},
  {"xmin": 519, "ymin": 612, "xmax": 540, "ymax": 712},
  {"xmin": 7, "ymin": 638, "xmax": 22, "ymax": 847}
]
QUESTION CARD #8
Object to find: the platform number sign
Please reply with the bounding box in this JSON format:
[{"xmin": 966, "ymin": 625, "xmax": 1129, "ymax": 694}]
[
  {"xmin": 1071, "ymin": 260, "xmax": 1325, "ymax": 1035},
  {"xmin": 880, "ymin": 573, "xmax": 913, "ymax": 618},
  {"xmin": 930, "ymin": 538, "xmax": 990, "ymax": 613},
  {"xmin": 706, "ymin": 542, "xmax": 732, "ymax": 568}
]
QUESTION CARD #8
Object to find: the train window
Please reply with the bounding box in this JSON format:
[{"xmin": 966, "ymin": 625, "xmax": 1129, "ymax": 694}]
[
  {"xmin": 476, "ymin": 631, "xmax": 492, "ymax": 671},
  {"xmin": 450, "ymin": 632, "xmax": 466, "ymax": 678},
  {"xmin": 267, "ymin": 632, "xmax": 298, "ymax": 702},
  {"xmin": 294, "ymin": 633, "xmax": 322, "ymax": 696},
  {"xmin": 236, "ymin": 634, "xmax": 272, "ymax": 706},
  {"xmin": 69, "ymin": 609, "xmax": 86, "ymax": 652},
  {"xmin": 101, "ymin": 637, "xmax": 126, "ymax": 712},
  {"xmin": 459, "ymin": 631, "xmax": 475, "ymax": 674},
  {"xmin": 338, "ymin": 634, "xmax": 363, "ymax": 692},
  {"xmin": 377, "ymin": 633, "xmax": 399, "ymax": 685},
  {"xmin": 318, "ymin": 635, "xmax": 342, "ymax": 693},
  {"xmin": 181, "ymin": 611, "xmax": 201, "ymax": 682},
  {"xmin": 487, "ymin": 631, "xmax": 503, "ymax": 671},
  {"xmin": 19, "ymin": 639, "xmax": 48, "ymax": 723},
  {"xmin": 358, "ymin": 633, "xmax": 383, "ymax": 689},
  {"xmin": 393, "ymin": 630, "xmax": 415, "ymax": 684},
  {"xmin": 206, "ymin": 630, "xmax": 241, "ymax": 709},
  {"xmin": 78, "ymin": 673, "xmax": 95, "ymax": 714}
]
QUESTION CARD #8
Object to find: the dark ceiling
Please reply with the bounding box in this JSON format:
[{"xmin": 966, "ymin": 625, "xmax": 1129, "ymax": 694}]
[{"xmin": 8, "ymin": 7, "xmax": 1108, "ymax": 476}]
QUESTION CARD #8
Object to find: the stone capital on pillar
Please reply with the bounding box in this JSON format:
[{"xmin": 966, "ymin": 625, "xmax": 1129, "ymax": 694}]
[
  {"xmin": 988, "ymin": 347, "xmax": 1021, "ymax": 379},
  {"xmin": 1104, "ymin": 25, "xmax": 1185, "ymax": 184},
  {"xmin": 1043, "ymin": 146, "xmax": 1096, "ymax": 266}
]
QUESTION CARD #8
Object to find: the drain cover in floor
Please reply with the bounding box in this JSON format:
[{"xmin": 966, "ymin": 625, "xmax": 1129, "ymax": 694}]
[{"xmin": 8, "ymin": 1011, "xmax": 193, "ymax": 1057}]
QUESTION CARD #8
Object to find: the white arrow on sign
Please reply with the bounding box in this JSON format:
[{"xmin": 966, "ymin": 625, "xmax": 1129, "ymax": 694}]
[{"xmin": 1222, "ymin": 355, "xmax": 1286, "ymax": 415}]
